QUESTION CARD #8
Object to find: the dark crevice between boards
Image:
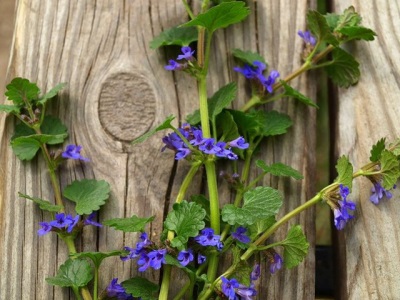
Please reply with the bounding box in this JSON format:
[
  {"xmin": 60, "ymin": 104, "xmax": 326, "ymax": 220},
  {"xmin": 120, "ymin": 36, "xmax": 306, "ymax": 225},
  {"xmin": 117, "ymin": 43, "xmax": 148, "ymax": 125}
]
[{"xmin": 315, "ymin": 0, "xmax": 335, "ymax": 298}]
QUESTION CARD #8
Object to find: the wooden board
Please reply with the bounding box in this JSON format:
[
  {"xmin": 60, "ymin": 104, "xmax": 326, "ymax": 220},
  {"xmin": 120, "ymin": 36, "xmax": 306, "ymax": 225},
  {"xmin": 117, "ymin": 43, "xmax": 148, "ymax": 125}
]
[
  {"xmin": 0, "ymin": 0, "xmax": 316, "ymax": 298},
  {"xmin": 332, "ymin": 1, "xmax": 400, "ymax": 299}
]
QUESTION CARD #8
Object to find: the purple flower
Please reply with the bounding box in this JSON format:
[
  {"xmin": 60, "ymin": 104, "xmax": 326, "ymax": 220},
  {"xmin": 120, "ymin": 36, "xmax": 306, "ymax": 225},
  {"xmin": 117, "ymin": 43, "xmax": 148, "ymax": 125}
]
[
  {"xmin": 190, "ymin": 129, "xmax": 205, "ymax": 146},
  {"xmin": 137, "ymin": 252, "xmax": 152, "ymax": 272},
  {"xmin": 148, "ymin": 249, "xmax": 167, "ymax": 270},
  {"xmin": 333, "ymin": 185, "xmax": 356, "ymax": 230},
  {"xmin": 197, "ymin": 254, "xmax": 206, "ymax": 264},
  {"xmin": 84, "ymin": 212, "xmax": 102, "ymax": 227},
  {"xmin": 177, "ymin": 46, "xmax": 195, "ymax": 61},
  {"xmin": 49, "ymin": 213, "xmax": 71, "ymax": 229},
  {"xmin": 228, "ymin": 136, "xmax": 249, "ymax": 149},
  {"xmin": 177, "ymin": 249, "xmax": 194, "ymax": 267},
  {"xmin": 269, "ymin": 253, "xmax": 283, "ymax": 274},
  {"xmin": 370, "ymin": 181, "xmax": 396, "ymax": 205},
  {"xmin": 199, "ymin": 138, "xmax": 218, "ymax": 154},
  {"xmin": 38, "ymin": 222, "xmax": 52, "ymax": 236},
  {"xmin": 298, "ymin": 30, "xmax": 316, "ymax": 46},
  {"xmin": 62, "ymin": 144, "xmax": 90, "ymax": 161},
  {"xmin": 236, "ymin": 284, "xmax": 257, "ymax": 300},
  {"xmin": 232, "ymin": 226, "xmax": 251, "ymax": 244},
  {"xmin": 175, "ymin": 148, "xmax": 191, "ymax": 160},
  {"xmin": 221, "ymin": 277, "xmax": 240, "ymax": 300},
  {"xmin": 234, "ymin": 64, "xmax": 258, "ymax": 79},
  {"xmin": 250, "ymin": 264, "xmax": 261, "ymax": 281},
  {"xmin": 106, "ymin": 278, "xmax": 133, "ymax": 300},
  {"xmin": 164, "ymin": 59, "xmax": 183, "ymax": 71},
  {"xmin": 261, "ymin": 70, "xmax": 280, "ymax": 93},
  {"xmin": 66, "ymin": 214, "xmax": 80, "ymax": 233},
  {"xmin": 195, "ymin": 228, "xmax": 221, "ymax": 247},
  {"xmin": 121, "ymin": 232, "xmax": 152, "ymax": 261}
]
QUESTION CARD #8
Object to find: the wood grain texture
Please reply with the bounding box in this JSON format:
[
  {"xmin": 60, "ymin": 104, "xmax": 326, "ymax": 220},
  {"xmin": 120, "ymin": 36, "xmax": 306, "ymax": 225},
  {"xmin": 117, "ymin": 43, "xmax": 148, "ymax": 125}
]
[
  {"xmin": 0, "ymin": 0, "xmax": 316, "ymax": 298},
  {"xmin": 332, "ymin": 1, "xmax": 400, "ymax": 299}
]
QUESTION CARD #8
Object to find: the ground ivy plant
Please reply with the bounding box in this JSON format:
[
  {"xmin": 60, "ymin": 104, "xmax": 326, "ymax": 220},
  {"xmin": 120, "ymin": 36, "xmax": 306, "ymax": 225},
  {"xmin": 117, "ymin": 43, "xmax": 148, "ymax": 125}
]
[{"xmin": 1, "ymin": 2, "xmax": 399, "ymax": 300}]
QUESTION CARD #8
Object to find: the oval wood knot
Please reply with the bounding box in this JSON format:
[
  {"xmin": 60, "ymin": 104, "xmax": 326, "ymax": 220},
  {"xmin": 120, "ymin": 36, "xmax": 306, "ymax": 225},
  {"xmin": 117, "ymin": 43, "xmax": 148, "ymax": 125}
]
[{"xmin": 99, "ymin": 72, "xmax": 156, "ymax": 142}]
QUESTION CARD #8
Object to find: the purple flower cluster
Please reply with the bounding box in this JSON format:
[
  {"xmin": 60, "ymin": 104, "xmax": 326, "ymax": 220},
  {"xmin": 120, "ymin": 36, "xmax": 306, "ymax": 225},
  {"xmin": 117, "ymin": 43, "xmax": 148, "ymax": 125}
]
[
  {"xmin": 106, "ymin": 278, "xmax": 133, "ymax": 300},
  {"xmin": 165, "ymin": 46, "xmax": 195, "ymax": 71},
  {"xmin": 333, "ymin": 185, "xmax": 356, "ymax": 230},
  {"xmin": 234, "ymin": 61, "xmax": 280, "ymax": 93},
  {"xmin": 177, "ymin": 249, "xmax": 194, "ymax": 266},
  {"xmin": 37, "ymin": 212, "xmax": 101, "ymax": 236},
  {"xmin": 370, "ymin": 181, "xmax": 396, "ymax": 205},
  {"xmin": 298, "ymin": 30, "xmax": 317, "ymax": 46},
  {"xmin": 195, "ymin": 228, "xmax": 223, "ymax": 250},
  {"xmin": 121, "ymin": 233, "xmax": 167, "ymax": 272},
  {"xmin": 231, "ymin": 226, "xmax": 251, "ymax": 244},
  {"xmin": 221, "ymin": 276, "xmax": 257, "ymax": 300},
  {"xmin": 162, "ymin": 124, "xmax": 249, "ymax": 161},
  {"xmin": 62, "ymin": 144, "xmax": 90, "ymax": 162}
]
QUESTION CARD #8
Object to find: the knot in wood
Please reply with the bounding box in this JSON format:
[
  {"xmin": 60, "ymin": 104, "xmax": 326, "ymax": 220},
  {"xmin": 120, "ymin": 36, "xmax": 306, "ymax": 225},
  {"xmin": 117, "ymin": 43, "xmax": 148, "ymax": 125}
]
[{"xmin": 99, "ymin": 72, "xmax": 156, "ymax": 142}]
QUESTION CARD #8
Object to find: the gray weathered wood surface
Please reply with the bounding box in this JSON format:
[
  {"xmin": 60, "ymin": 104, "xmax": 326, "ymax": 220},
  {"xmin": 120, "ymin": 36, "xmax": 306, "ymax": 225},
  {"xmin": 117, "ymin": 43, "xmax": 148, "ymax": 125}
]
[
  {"xmin": 0, "ymin": 0, "xmax": 317, "ymax": 299},
  {"xmin": 333, "ymin": 1, "xmax": 400, "ymax": 299}
]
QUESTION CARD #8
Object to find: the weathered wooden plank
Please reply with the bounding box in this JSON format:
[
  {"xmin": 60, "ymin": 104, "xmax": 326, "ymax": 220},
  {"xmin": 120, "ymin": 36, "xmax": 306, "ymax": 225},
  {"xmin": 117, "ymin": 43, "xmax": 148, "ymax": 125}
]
[
  {"xmin": 332, "ymin": 1, "xmax": 400, "ymax": 299},
  {"xmin": 0, "ymin": 0, "xmax": 316, "ymax": 299}
]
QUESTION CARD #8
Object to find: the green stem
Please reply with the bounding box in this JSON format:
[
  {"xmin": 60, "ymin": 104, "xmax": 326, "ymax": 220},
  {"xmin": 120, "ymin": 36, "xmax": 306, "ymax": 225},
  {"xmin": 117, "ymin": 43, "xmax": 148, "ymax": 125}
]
[
  {"xmin": 182, "ymin": 0, "xmax": 195, "ymax": 19},
  {"xmin": 72, "ymin": 287, "xmax": 83, "ymax": 300},
  {"xmin": 240, "ymin": 95, "xmax": 261, "ymax": 112},
  {"xmin": 172, "ymin": 280, "xmax": 191, "ymax": 300},
  {"xmin": 159, "ymin": 265, "xmax": 172, "ymax": 300},
  {"xmin": 93, "ymin": 266, "xmax": 99, "ymax": 300}
]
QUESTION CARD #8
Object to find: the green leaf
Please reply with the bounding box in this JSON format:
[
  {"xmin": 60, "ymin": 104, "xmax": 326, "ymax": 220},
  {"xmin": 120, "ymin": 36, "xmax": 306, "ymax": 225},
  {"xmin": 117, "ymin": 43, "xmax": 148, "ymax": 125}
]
[
  {"xmin": 190, "ymin": 194, "xmax": 210, "ymax": 223},
  {"xmin": 150, "ymin": 26, "xmax": 198, "ymax": 49},
  {"xmin": 307, "ymin": 10, "xmax": 339, "ymax": 46},
  {"xmin": 370, "ymin": 138, "xmax": 386, "ymax": 162},
  {"xmin": 324, "ymin": 47, "xmax": 360, "ymax": 88},
  {"xmin": 10, "ymin": 137, "xmax": 41, "ymax": 160},
  {"xmin": 216, "ymin": 110, "xmax": 240, "ymax": 142},
  {"xmin": 5, "ymin": 77, "xmax": 40, "ymax": 106},
  {"xmin": 0, "ymin": 104, "xmax": 20, "ymax": 114},
  {"xmin": 390, "ymin": 139, "xmax": 400, "ymax": 157},
  {"xmin": 122, "ymin": 277, "xmax": 159, "ymax": 300},
  {"xmin": 63, "ymin": 179, "xmax": 111, "ymax": 215},
  {"xmin": 46, "ymin": 258, "xmax": 93, "ymax": 288},
  {"xmin": 232, "ymin": 48, "xmax": 266, "ymax": 66},
  {"xmin": 258, "ymin": 110, "xmax": 292, "ymax": 137},
  {"xmin": 131, "ymin": 115, "xmax": 175, "ymax": 145},
  {"xmin": 380, "ymin": 150, "xmax": 400, "ymax": 190},
  {"xmin": 324, "ymin": 13, "xmax": 340, "ymax": 30},
  {"xmin": 256, "ymin": 160, "xmax": 303, "ymax": 180},
  {"xmin": 248, "ymin": 216, "xmax": 276, "ymax": 238},
  {"xmin": 40, "ymin": 116, "xmax": 68, "ymax": 144},
  {"xmin": 222, "ymin": 186, "xmax": 282, "ymax": 226},
  {"xmin": 335, "ymin": 6, "xmax": 362, "ymax": 30},
  {"xmin": 37, "ymin": 82, "xmax": 67, "ymax": 105},
  {"xmin": 227, "ymin": 109, "xmax": 261, "ymax": 137},
  {"xmin": 103, "ymin": 215, "xmax": 155, "ymax": 232},
  {"xmin": 209, "ymin": 82, "xmax": 237, "ymax": 121},
  {"xmin": 71, "ymin": 250, "xmax": 128, "ymax": 269},
  {"xmin": 164, "ymin": 200, "xmax": 206, "ymax": 250},
  {"xmin": 281, "ymin": 81, "xmax": 318, "ymax": 108},
  {"xmin": 338, "ymin": 26, "xmax": 376, "ymax": 42},
  {"xmin": 182, "ymin": 2, "xmax": 250, "ymax": 33},
  {"xmin": 19, "ymin": 192, "xmax": 63, "ymax": 212},
  {"xmin": 281, "ymin": 225, "xmax": 309, "ymax": 269},
  {"xmin": 334, "ymin": 155, "xmax": 353, "ymax": 189}
]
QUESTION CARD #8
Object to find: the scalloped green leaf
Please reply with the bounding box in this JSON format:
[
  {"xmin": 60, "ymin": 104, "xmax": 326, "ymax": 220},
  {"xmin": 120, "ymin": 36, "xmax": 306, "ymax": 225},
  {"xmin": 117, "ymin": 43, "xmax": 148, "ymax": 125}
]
[
  {"xmin": 222, "ymin": 186, "xmax": 282, "ymax": 226},
  {"xmin": 370, "ymin": 138, "xmax": 386, "ymax": 162},
  {"xmin": 19, "ymin": 192, "xmax": 63, "ymax": 212},
  {"xmin": 37, "ymin": 82, "xmax": 67, "ymax": 105},
  {"xmin": 259, "ymin": 110, "xmax": 293, "ymax": 137},
  {"xmin": 307, "ymin": 10, "xmax": 339, "ymax": 46},
  {"xmin": 0, "ymin": 104, "xmax": 20, "ymax": 114},
  {"xmin": 334, "ymin": 155, "xmax": 353, "ymax": 189},
  {"xmin": 103, "ymin": 215, "xmax": 155, "ymax": 232},
  {"xmin": 335, "ymin": 6, "xmax": 362, "ymax": 30},
  {"xmin": 63, "ymin": 179, "xmax": 110, "ymax": 215},
  {"xmin": 216, "ymin": 110, "xmax": 239, "ymax": 142},
  {"xmin": 131, "ymin": 115, "xmax": 175, "ymax": 145},
  {"xmin": 182, "ymin": 2, "xmax": 250, "ymax": 33},
  {"xmin": 256, "ymin": 160, "xmax": 303, "ymax": 180},
  {"xmin": 10, "ymin": 137, "xmax": 41, "ymax": 160},
  {"xmin": 232, "ymin": 48, "xmax": 266, "ymax": 66},
  {"xmin": 5, "ymin": 77, "xmax": 40, "ymax": 106},
  {"xmin": 281, "ymin": 81, "xmax": 319, "ymax": 108},
  {"xmin": 338, "ymin": 26, "xmax": 376, "ymax": 42},
  {"xmin": 71, "ymin": 250, "xmax": 128, "ymax": 269},
  {"xmin": 324, "ymin": 47, "xmax": 360, "ymax": 88},
  {"xmin": 46, "ymin": 258, "xmax": 93, "ymax": 288},
  {"xmin": 164, "ymin": 200, "xmax": 206, "ymax": 250},
  {"xmin": 122, "ymin": 277, "xmax": 159, "ymax": 300},
  {"xmin": 380, "ymin": 150, "xmax": 400, "ymax": 190},
  {"xmin": 281, "ymin": 225, "xmax": 309, "ymax": 269},
  {"xmin": 150, "ymin": 26, "xmax": 198, "ymax": 49}
]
